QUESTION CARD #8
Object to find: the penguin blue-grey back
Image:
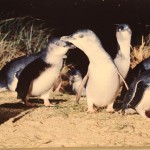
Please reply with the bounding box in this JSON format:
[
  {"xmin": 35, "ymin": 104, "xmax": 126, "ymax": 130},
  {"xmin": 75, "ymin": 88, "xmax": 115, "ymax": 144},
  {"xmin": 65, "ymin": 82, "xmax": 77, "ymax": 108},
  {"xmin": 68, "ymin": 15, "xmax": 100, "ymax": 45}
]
[
  {"xmin": 0, "ymin": 49, "xmax": 46, "ymax": 92},
  {"xmin": 119, "ymin": 57, "xmax": 150, "ymax": 101},
  {"xmin": 122, "ymin": 69, "xmax": 150, "ymax": 118}
]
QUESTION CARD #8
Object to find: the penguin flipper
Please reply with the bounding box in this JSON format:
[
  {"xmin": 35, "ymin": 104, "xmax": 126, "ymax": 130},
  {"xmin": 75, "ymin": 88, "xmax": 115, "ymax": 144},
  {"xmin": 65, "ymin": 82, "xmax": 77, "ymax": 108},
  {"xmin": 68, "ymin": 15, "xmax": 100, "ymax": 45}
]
[
  {"xmin": 52, "ymin": 75, "xmax": 62, "ymax": 92},
  {"xmin": 16, "ymin": 57, "xmax": 51, "ymax": 100},
  {"xmin": 129, "ymin": 81, "xmax": 148, "ymax": 108},
  {"xmin": 76, "ymin": 73, "xmax": 88, "ymax": 103},
  {"xmin": 15, "ymin": 68, "xmax": 24, "ymax": 79}
]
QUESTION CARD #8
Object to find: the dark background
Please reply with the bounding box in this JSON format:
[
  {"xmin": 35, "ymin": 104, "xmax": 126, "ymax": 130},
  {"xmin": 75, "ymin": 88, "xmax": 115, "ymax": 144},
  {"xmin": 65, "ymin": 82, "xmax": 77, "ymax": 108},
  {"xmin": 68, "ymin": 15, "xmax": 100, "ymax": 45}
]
[{"xmin": 0, "ymin": 0, "xmax": 150, "ymax": 75}]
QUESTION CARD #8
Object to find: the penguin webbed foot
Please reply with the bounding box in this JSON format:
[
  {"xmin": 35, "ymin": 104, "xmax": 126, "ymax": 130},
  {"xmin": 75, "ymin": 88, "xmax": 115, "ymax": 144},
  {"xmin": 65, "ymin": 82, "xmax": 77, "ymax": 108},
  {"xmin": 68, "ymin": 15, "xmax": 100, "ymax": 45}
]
[
  {"xmin": 44, "ymin": 99, "xmax": 55, "ymax": 107},
  {"xmin": 106, "ymin": 103, "xmax": 115, "ymax": 113},
  {"xmin": 87, "ymin": 106, "xmax": 97, "ymax": 113},
  {"xmin": 24, "ymin": 101, "xmax": 37, "ymax": 107},
  {"xmin": 125, "ymin": 108, "xmax": 137, "ymax": 115},
  {"xmin": 87, "ymin": 109, "xmax": 97, "ymax": 113}
]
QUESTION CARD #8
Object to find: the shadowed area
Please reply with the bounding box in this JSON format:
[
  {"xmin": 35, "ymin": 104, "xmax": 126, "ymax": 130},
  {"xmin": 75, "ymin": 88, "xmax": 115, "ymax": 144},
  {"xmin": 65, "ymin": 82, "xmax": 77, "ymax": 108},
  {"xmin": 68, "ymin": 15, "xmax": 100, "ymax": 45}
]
[
  {"xmin": 0, "ymin": 98, "xmax": 68, "ymax": 125},
  {"xmin": 0, "ymin": 102, "xmax": 29, "ymax": 125}
]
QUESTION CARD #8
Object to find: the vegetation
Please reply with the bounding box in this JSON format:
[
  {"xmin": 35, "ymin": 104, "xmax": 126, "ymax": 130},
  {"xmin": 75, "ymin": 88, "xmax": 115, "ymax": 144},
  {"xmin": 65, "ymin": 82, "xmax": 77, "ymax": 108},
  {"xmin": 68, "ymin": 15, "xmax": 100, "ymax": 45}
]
[
  {"xmin": 130, "ymin": 35, "xmax": 150, "ymax": 68},
  {"xmin": 0, "ymin": 16, "xmax": 54, "ymax": 69},
  {"xmin": 0, "ymin": 16, "xmax": 150, "ymax": 69}
]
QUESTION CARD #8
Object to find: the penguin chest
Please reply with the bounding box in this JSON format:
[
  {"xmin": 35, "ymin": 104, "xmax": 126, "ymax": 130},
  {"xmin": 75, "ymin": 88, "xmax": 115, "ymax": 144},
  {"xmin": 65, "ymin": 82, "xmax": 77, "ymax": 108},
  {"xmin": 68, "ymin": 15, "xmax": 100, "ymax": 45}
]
[
  {"xmin": 135, "ymin": 86, "xmax": 150, "ymax": 111},
  {"xmin": 8, "ymin": 74, "xmax": 18, "ymax": 91},
  {"xmin": 114, "ymin": 56, "xmax": 130, "ymax": 79},
  {"xmin": 30, "ymin": 67, "xmax": 60, "ymax": 96},
  {"xmin": 86, "ymin": 63, "xmax": 120, "ymax": 106},
  {"xmin": 72, "ymin": 79, "xmax": 82, "ymax": 91}
]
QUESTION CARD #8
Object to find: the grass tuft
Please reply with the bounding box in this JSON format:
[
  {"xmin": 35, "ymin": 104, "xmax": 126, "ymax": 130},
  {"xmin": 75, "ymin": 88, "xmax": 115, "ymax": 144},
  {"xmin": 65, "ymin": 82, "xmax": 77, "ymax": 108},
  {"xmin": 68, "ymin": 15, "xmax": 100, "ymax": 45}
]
[
  {"xmin": 130, "ymin": 35, "xmax": 150, "ymax": 68},
  {"xmin": 0, "ymin": 16, "xmax": 54, "ymax": 69}
]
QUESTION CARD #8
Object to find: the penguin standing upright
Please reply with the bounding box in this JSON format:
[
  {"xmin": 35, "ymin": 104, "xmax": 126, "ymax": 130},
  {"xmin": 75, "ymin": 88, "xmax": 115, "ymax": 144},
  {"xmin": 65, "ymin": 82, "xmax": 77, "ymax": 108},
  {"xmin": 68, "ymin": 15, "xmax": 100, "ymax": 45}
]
[
  {"xmin": 107, "ymin": 24, "xmax": 132, "ymax": 111},
  {"xmin": 0, "ymin": 49, "xmax": 46, "ymax": 92},
  {"xmin": 61, "ymin": 29, "xmax": 126, "ymax": 112},
  {"xmin": 114, "ymin": 24, "xmax": 132, "ymax": 79},
  {"xmin": 16, "ymin": 38, "xmax": 75, "ymax": 107}
]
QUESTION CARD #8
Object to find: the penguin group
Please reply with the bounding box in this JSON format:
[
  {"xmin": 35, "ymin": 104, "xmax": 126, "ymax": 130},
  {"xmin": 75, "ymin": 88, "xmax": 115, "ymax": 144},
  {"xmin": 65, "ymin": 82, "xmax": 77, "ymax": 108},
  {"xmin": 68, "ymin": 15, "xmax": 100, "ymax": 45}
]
[{"xmin": 0, "ymin": 24, "xmax": 150, "ymax": 118}]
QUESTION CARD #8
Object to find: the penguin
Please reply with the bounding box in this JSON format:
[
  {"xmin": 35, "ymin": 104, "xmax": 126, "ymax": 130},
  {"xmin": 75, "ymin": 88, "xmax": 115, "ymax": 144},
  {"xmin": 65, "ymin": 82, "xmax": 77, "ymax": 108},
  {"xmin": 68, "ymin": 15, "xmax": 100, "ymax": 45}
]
[
  {"xmin": 56, "ymin": 64, "xmax": 75, "ymax": 93},
  {"xmin": 122, "ymin": 69, "xmax": 150, "ymax": 118},
  {"xmin": 0, "ymin": 49, "xmax": 46, "ymax": 92},
  {"xmin": 114, "ymin": 24, "xmax": 132, "ymax": 81},
  {"xmin": 119, "ymin": 57, "xmax": 150, "ymax": 101},
  {"xmin": 61, "ymin": 29, "xmax": 127, "ymax": 112},
  {"xmin": 16, "ymin": 38, "xmax": 75, "ymax": 107},
  {"xmin": 69, "ymin": 69, "xmax": 86, "ymax": 97},
  {"xmin": 132, "ymin": 57, "xmax": 150, "ymax": 76},
  {"xmin": 106, "ymin": 24, "xmax": 132, "ymax": 111}
]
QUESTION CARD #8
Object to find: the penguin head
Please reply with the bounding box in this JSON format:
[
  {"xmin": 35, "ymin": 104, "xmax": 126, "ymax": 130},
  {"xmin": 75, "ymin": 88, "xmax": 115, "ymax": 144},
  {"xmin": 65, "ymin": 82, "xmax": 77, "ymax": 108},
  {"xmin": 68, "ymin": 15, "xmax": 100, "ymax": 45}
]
[
  {"xmin": 48, "ymin": 38, "xmax": 75, "ymax": 56},
  {"xmin": 69, "ymin": 69, "xmax": 82, "ymax": 82},
  {"xmin": 60, "ymin": 29, "xmax": 101, "ymax": 52},
  {"xmin": 116, "ymin": 24, "xmax": 132, "ymax": 42},
  {"xmin": 70, "ymin": 69, "xmax": 81, "ymax": 76}
]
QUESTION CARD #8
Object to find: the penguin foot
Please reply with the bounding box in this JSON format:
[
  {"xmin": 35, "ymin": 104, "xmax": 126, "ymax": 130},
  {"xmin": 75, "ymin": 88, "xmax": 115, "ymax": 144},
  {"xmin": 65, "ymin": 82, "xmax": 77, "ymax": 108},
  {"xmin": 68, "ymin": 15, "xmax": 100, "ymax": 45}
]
[
  {"xmin": 125, "ymin": 108, "xmax": 136, "ymax": 115},
  {"xmin": 44, "ymin": 102, "xmax": 55, "ymax": 107},
  {"xmin": 25, "ymin": 102, "xmax": 36, "ymax": 107},
  {"xmin": 106, "ymin": 107, "xmax": 115, "ymax": 113},
  {"xmin": 87, "ymin": 107, "xmax": 97, "ymax": 113},
  {"xmin": 106, "ymin": 103, "xmax": 115, "ymax": 113}
]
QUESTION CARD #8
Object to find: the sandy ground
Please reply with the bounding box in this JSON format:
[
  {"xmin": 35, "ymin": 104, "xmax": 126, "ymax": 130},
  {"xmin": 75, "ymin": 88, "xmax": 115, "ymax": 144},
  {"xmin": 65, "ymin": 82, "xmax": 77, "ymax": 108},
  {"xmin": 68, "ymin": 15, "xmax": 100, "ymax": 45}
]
[{"xmin": 0, "ymin": 91, "xmax": 150, "ymax": 148}]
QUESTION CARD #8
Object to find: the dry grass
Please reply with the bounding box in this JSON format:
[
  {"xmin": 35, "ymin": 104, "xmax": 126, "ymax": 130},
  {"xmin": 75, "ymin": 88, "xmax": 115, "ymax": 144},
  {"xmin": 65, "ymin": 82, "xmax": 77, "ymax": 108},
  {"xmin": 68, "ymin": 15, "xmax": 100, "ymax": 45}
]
[
  {"xmin": 0, "ymin": 16, "xmax": 54, "ymax": 69},
  {"xmin": 0, "ymin": 17, "xmax": 150, "ymax": 70},
  {"xmin": 130, "ymin": 35, "xmax": 150, "ymax": 68}
]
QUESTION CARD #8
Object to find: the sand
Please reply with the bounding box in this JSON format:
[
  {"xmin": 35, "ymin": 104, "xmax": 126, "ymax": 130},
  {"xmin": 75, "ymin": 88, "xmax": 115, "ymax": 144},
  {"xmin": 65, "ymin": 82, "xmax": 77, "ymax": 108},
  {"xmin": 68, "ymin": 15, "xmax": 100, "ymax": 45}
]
[{"xmin": 0, "ymin": 91, "xmax": 150, "ymax": 148}]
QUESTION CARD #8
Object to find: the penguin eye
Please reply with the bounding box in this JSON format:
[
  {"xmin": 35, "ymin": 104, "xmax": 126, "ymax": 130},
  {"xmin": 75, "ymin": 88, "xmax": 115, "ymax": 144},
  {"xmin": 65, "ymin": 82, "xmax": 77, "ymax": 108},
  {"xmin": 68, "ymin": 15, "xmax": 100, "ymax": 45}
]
[{"xmin": 79, "ymin": 34, "xmax": 84, "ymax": 38}]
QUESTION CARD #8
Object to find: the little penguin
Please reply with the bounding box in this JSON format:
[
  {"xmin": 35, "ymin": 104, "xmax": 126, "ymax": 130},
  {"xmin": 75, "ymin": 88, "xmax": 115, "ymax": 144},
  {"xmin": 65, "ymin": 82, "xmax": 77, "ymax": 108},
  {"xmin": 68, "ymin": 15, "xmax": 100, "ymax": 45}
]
[
  {"xmin": 69, "ymin": 69, "xmax": 86, "ymax": 97},
  {"xmin": 61, "ymin": 29, "xmax": 126, "ymax": 112},
  {"xmin": 16, "ymin": 38, "xmax": 75, "ymax": 107},
  {"xmin": 122, "ymin": 69, "xmax": 150, "ymax": 118},
  {"xmin": 107, "ymin": 24, "xmax": 132, "ymax": 111},
  {"xmin": 0, "ymin": 49, "xmax": 46, "ymax": 92},
  {"xmin": 119, "ymin": 57, "xmax": 150, "ymax": 101}
]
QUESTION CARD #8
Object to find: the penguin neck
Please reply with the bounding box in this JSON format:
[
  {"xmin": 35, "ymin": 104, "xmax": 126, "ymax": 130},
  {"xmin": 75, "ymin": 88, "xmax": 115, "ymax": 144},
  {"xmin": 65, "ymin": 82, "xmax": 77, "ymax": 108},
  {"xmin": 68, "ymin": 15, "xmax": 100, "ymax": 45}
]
[
  {"xmin": 45, "ymin": 51, "xmax": 63, "ymax": 67},
  {"xmin": 117, "ymin": 40, "xmax": 131, "ymax": 58},
  {"xmin": 83, "ymin": 46, "xmax": 111, "ymax": 64}
]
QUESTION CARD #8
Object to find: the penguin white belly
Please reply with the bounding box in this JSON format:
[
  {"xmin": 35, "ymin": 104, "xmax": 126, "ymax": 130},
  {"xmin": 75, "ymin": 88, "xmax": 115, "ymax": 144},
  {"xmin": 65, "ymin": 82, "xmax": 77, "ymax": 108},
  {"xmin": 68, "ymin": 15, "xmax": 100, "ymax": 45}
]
[
  {"xmin": 114, "ymin": 57, "xmax": 130, "ymax": 79},
  {"xmin": 86, "ymin": 63, "xmax": 120, "ymax": 107},
  {"xmin": 73, "ymin": 80, "xmax": 82, "ymax": 92},
  {"xmin": 31, "ymin": 67, "xmax": 60, "ymax": 96},
  {"xmin": 0, "ymin": 87, "xmax": 7, "ymax": 92},
  {"xmin": 135, "ymin": 86, "xmax": 150, "ymax": 112},
  {"xmin": 8, "ymin": 75, "xmax": 18, "ymax": 91}
]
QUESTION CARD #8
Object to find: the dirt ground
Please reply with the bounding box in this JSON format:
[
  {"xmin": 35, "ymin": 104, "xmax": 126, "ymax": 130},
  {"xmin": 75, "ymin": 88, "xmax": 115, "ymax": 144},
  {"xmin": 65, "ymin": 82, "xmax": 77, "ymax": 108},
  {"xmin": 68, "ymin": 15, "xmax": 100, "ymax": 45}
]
[{"xmin": 0, "ymin": 91, "xmax": 150, "ymax": 148}]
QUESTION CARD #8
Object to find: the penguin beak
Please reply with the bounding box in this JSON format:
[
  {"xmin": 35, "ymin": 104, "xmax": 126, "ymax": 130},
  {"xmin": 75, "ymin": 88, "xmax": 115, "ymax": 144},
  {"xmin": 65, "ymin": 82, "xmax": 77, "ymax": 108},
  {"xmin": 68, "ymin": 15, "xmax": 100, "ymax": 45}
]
[
  {"xmin": 61, "ymin": 35, "xmax": 75, "ymax": 43},
  {"xmin": 66, "ymin": 41, "xmax": 76, "ymax": 49},
  {"xmin": 61, "ymin": 36, "xmax": 76, "ymax": 49},
  {"xmin": 116, "ymin": 24, "xmax": 132, "ymax": 34},
  {"xmin": 61, "ymin": 36, "xmax": 71, "ymax": 42}
]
